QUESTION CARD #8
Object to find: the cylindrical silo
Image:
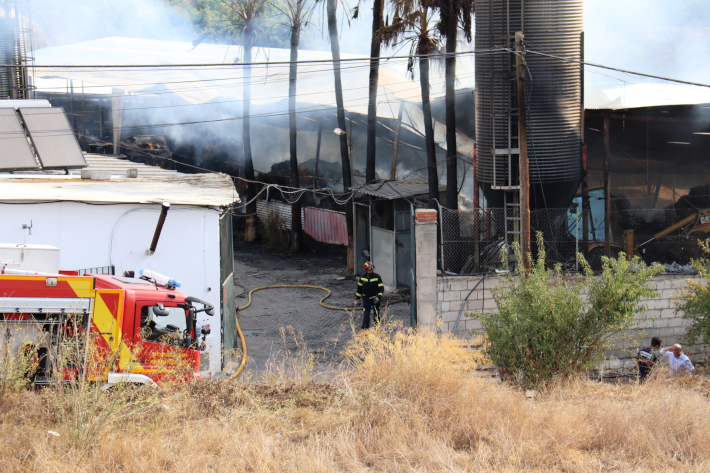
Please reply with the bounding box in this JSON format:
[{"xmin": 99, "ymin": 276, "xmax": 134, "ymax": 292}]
[
  {"xmin": 0, "ymin": 0, "xmax": 31, "ymax": 100},
  {"xmin": 475, "ymin": 0, "xmax": 583, "ymax": 207}
]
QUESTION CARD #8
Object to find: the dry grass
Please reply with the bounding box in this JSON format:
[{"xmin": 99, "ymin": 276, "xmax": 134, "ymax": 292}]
[{"xmin": 2, "ymin": 326, "xmax": 710, "ymax": 472}]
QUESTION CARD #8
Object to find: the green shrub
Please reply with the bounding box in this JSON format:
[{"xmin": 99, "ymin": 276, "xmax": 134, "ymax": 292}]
[
  {"xmin": 471, "ymin": 233, "xmax": 662, "ymax": 389},
  {"xmin": 677, "ymin": 239, "xmax": 710, "ymax": 354}
]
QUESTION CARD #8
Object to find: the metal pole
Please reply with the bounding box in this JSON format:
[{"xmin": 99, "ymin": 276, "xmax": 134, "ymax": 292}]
[
  {"xmin": 70, "ymin": 80, "xmax": 79, "ymax": 142},
  {"xmin": 391, "ymin": 102, "xmax": 404, "ymax": 180},
  {"xmin": 604, "ymin": 116, "xmax": 611, "ymax": 257},
  {"xmin": 81, "ymin": 81, "xmax": 87, "ymax": 151},
  {"xmin": 410, "ymin": 202, "xmax": 417, "ymax": 328},
  {"xmin": 575, "ymin": 214, "xmax": 579, "ymax": 272},
  {"xmin": 582, "ymin": 143, "xmax": 589, "ymax": 246},
  {"xmin": 438, "ymin": 200, "xmax": 445, "ymax": 273},
  {"xmin": 473, "ymin": 142, "xmax": 480, "ymax": 269},
  {"xmin": 515, "ymin": 32, "xmax": 531, "ymax": 270},
  {"xmin": 313, "ymin": 120, "xmax": 322, "ymax": 192},
  {"xmin": 347, "ymin": 115, "xmax": 353, "ymax": 165}
]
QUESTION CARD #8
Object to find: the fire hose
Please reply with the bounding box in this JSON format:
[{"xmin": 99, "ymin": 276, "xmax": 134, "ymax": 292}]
[{"xmin": 229, "ymin": 285, "xmax": 410, "ymax": 379}]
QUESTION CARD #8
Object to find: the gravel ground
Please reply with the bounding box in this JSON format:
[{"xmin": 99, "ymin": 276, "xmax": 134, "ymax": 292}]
[{"xmin": 230, "ymin": 239, "xmax": 411, "ymax": 376}]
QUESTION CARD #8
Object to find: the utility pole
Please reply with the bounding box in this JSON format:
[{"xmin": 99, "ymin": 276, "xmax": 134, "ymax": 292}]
[{"xmin": 515, "ymin": 32, "xmax": 531, "ymax": 270}]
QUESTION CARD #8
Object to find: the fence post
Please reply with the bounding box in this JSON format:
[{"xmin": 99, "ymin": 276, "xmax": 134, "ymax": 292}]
[
  {"xmin": 410, "ymin": 203, "xmax": 417, "ymax": 328},
  {"xmin": 415, "ymin": 209, "xmax": 438, "ymax": 331},
  {"xmin": 438, "ymin": 201, "xmax": 445, "ymax": 273}
]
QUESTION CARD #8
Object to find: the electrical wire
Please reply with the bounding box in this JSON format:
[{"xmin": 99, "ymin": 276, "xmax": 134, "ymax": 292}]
[
  {"xmin": 12, "ymin": 47, "xmax": 508, "ymax": 70},
  {"xmin": 515, "ymin": 48, "xmax": 710, "ymax": 90}
]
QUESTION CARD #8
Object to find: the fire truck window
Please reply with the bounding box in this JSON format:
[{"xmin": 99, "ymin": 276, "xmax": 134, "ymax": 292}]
[{"xmin": 140, "ymin": 306, "xmax": 187, "ymax": 346}]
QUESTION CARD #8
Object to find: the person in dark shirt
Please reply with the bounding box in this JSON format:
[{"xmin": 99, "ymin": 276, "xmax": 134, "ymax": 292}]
[
  {"xmin": 355, "ymin": 262, "xmax": 384, "ymax": 329},
  {"xmin": 635, "ymin": 337, "xmax": 662, "ymax": 381}
]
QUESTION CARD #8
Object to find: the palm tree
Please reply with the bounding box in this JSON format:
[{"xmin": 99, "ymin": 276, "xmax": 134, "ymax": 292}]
[
  {"xmin": 326, "ymin": 0, "xmax": 355, "ymax": 270},
  {"xmin": 195, "ymin": 0, "xmax": 271, "ymax": 242},
  {"xmin": 435, "ymin": 0, "xmax": 473, "ymax": 210},
  {"xmin": 275, "ymin": 0, "xmax": 316, "ymax": 252},
  {"xmin": 382, "ymin": 0, "xmax": 441, "ymax": 201},
  {"xmin": 353, "ymin": 0, "xmax": 385, "ymax": 184},
  {"xmin": 238, "ymin": 0, "xmax": 270, "ymax": 241}
]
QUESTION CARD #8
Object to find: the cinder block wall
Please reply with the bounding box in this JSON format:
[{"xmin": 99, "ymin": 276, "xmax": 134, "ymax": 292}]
[{"xmin": 436, "ymin": 274, "xmax": 701, "ymax": 366}]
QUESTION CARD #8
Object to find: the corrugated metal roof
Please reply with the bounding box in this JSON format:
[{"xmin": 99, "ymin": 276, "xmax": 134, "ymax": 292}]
[
  {"xmin": 255, "ymin": 200, "xmax": 304, "ymax": 230},
  {"xmin": 0, "ymin": 173, "xmax": 239, "ymax": 207},
  {"xmin": 585, "ymin": 83, "xmax": 710, "ymax": 110},
  {"xmin": 6, "ymin": 153, "xmax": 183, "ymax": 178},
  {"xmin": 354, "ymin": 178, "xmax": 443, "ymax": 200},
  {"xmin": 83, "ymin": 154, "xmax": 180, "ymax": 178},
  {"xmin": 304, "ymin": 207, "xmax": 347, "ymax": 246}
]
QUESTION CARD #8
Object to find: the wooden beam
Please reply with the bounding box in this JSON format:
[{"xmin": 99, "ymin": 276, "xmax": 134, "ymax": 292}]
[{"xmin": 515, "ymin": 32, "xmax": 531, "ymax": 270}]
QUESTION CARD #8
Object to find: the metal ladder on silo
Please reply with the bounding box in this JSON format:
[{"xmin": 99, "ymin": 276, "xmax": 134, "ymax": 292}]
[
  {"xmin": 491, "ymin": 99, "xmax": 521, "ymax": 247},
  {"xmin": 490, "ymin": 6, "xmax": 522, "ymax": 248},
  {"xmin": 503, "ymin": 191, "xmax": 520, "ymax": 246}
]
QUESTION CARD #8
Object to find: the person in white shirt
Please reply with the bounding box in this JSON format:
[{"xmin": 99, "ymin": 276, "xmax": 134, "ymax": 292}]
[{"xmin": 660, "ymin": 344, "xmax": 695, "ymax": 375}]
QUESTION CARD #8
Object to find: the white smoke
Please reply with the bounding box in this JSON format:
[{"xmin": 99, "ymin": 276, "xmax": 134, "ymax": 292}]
[
  {"xmin": 584, "ymin": 0, "xmax": 710, "ymax": 87},
  {"xmin": 29, "ymin": 0, "xmax": 196, "ymax": 49}
]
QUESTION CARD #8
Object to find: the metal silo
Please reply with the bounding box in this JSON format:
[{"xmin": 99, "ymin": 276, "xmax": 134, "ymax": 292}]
[{"xmin": 475, "ymin": 0, "xmax": 583, "ymax": 208}]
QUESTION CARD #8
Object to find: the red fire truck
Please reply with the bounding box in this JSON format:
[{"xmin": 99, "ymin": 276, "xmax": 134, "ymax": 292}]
[{"xmin": 0, "ymin": 271, "xmax": 213, "ymax": 388}]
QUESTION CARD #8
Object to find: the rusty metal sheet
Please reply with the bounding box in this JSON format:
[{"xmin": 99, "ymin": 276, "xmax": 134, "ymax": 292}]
[{"xmin": 304, "ymin": 207, "xmax": 347, "ymax": 246}]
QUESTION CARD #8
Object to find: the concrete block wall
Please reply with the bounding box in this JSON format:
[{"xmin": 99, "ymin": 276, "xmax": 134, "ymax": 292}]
[
  {"xmin": 435, "ymin": 273, "xmax": 702, "ymax": 365},
  {"xmin": 436, "ymin": 276, "xmax": 498, "ymax": 335}
]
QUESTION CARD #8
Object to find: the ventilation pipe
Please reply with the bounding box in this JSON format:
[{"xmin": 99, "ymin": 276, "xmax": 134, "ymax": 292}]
[{"xmin": 146, "ymin": 202, "xmax": 170, "ymax": 255}]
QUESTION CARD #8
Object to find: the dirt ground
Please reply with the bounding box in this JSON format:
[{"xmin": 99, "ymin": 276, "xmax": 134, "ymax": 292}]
[{"xmin": 229, "ymin": 238, "xmax": 411, "ymax": 375}]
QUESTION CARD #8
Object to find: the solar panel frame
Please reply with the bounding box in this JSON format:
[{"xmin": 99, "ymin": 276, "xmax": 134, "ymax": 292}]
[
  {"xmin": 0, "ymin": 108, "xmax": 40, "ymax": 171},
  {"xmin": 20, "ymin": 107, "xmax": 87, "ymax": 169}
]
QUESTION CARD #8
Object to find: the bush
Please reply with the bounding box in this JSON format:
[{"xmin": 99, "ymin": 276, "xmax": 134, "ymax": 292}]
[
  {"xmin": 472, "ymin": 233, "xmax": 662, "ymax": 389},
  {"xmin": 260, "ymin": 210, "xmax": 289, "ymax": 252},
  {"xmin": 677, "ymin": 239, "xmax": 710, "ymax": 354}
]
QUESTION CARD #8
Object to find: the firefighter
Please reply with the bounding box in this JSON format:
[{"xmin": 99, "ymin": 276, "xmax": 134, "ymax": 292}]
[{"xmin": 355, "ymin": 262, "xmax": 384, "ymax": 329}]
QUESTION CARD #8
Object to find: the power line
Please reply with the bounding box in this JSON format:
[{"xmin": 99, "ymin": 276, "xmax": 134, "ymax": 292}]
[
  {"xmin": 521, "ymin": 48, "xmax": 710, "ymax": 90},
  {"xmin": 10, "ymin": 48, "xmax": 506, "ymax": 69}
]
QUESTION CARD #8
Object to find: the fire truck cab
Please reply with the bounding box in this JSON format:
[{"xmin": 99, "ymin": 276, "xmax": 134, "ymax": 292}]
[{"xmin": 0, "ymin": 272, "xmax": 213, "ymax": 389}]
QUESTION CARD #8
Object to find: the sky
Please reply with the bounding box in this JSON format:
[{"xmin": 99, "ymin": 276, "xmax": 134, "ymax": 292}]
[{"xmin": 28, "ymin": 0, "xmax": 710, "ymax": 91}]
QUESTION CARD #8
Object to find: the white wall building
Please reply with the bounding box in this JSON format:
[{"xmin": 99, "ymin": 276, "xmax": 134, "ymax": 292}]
[{"xmin": 0, "ymin": 170, "xmax": 239, "ymax": 375}]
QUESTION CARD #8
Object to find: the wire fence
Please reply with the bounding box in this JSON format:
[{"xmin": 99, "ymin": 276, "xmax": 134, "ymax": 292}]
[{"xmin": 439, "ymin": 207, "xmax": 707, "ymax": 274}]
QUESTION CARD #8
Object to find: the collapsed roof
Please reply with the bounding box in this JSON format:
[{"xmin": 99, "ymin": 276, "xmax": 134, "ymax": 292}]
[{"xmin": 33, "ymin": 37, "xmax": 474, "ymax": 158}]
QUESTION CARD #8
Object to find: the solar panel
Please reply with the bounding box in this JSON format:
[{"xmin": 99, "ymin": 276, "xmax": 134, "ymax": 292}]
[
  {"xmin": 20, "ymin": 107, "xmax": 87, "ymax": 169},
  {"xmin": 0, "ymin": 108, "xmax": 40, "ymax": 171}
]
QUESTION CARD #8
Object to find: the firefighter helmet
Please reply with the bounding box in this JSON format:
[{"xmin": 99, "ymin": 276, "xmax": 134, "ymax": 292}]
[{"xmin": 364, "ymin": 262, "xmax": 375, "ymax": 271}]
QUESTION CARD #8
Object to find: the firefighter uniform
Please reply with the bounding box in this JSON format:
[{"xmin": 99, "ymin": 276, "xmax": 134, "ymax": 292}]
[{"xmin": 355, "ymin": 269, "xmax": 384, "ymax": 329}]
